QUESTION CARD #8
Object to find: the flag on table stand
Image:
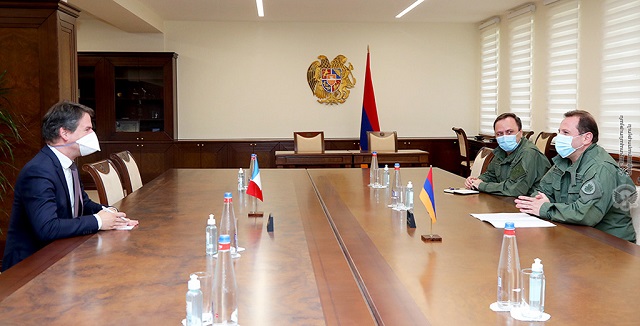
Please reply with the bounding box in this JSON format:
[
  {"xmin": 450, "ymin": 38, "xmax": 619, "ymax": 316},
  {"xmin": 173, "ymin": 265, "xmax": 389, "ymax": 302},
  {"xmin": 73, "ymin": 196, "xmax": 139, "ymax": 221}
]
[
  {"xmin": 359, "ymin": 46, "xmax": 380, "ymax": 152},
  {"xmin": 420, "ymin": 167, "xmax": 442, "ymax": 242},
  {"xmin": 247, "ymin": 158, "xmax": 263, "ymax": 201},
  {"xmin": 247, "ymin": 156, "xmax": 264, "ymax": 217}
]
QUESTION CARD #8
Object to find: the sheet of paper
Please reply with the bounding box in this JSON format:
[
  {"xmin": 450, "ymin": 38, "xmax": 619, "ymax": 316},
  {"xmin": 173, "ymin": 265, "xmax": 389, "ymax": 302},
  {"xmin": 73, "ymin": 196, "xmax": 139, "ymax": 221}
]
[
  {"xmin": 444, "ymin": 188, "xmax": 479, "ymax": 195},
  {"xmin": 115, "ymin": 225, "xmax": 136, "ymax": 230},
  {"xmin": 470, "ymin": 213, "xmax": 556, "ymax": 228}
]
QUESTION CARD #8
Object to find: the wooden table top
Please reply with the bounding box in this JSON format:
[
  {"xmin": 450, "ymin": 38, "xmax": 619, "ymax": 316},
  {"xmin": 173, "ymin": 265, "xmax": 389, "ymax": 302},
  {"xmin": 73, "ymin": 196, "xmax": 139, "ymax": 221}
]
[
  {"xmin": 307, "ymin": 167, "xmax": 640, "ymax": 325},
  {"xmin": 2, "ymin": 167, "xmax": 639, "ymax": 325},
  {"xmin": 0, "ymin": 169, "xmax": 372, "ymax": 325}
]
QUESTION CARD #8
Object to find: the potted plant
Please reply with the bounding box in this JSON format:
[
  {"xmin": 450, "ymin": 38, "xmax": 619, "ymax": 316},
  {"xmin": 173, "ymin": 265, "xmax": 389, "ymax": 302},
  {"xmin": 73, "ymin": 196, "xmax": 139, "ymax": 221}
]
[{"xmin": 0, "ymin": 70, "xmax": 23, "ymax": 234}]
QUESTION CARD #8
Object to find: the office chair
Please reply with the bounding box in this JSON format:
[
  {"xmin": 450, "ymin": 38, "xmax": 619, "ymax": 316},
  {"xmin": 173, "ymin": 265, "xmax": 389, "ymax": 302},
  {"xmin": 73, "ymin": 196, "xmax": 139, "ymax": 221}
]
[
  {"xmin": 452, "ymin": 127, "xmax": 471, "ymax": 177},
  {"xmin": 293, "ymin": 131, "xmax": 325, "ymax": 153},
  {"xmin": 534, "ymin": 132, "xmax": 557, "ymax": 162},
  {"xmin": 367, "ymin": 131, "xmax": 397, "ymax": 153},
  {"xmin": 110, "ymin": 150, "xmax": 143, "ymax": 196},
  {"xmin": 82, "ymin": 159, "xmax": 125, "ymax": 206},
  {"xmin": 469, "ymin": 147, "xmax": 495, "ymax": 178}
]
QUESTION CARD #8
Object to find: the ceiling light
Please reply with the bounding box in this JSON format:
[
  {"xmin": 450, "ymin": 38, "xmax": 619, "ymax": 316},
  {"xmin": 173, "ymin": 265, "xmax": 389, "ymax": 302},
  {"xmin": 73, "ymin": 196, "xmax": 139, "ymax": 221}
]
[
  {"xmin": 256, "ymin": 0, "xmax": 264, "ymax": 17},
  {"xmin": 396, "ymin": 0, "xmax": 425, "ymax": 18}
]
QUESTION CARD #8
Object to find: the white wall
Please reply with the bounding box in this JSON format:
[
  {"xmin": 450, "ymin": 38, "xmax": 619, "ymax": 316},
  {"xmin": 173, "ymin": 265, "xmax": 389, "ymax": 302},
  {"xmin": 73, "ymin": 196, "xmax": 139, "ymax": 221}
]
[{"xmin": 78, "ymin": 19, "xmax": 479, "ymax": 140}]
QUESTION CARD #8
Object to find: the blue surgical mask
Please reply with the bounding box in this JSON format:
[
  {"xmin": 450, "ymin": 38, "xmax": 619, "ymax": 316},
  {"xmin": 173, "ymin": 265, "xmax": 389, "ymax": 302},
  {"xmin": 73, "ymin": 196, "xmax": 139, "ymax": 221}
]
[
  {"xmin": 554, "ymin": 134, "xmax": 581, "ymax": 158},
  {"xmin": 496, "ymin": 134, "xmax": 519, "ymax": 152}
]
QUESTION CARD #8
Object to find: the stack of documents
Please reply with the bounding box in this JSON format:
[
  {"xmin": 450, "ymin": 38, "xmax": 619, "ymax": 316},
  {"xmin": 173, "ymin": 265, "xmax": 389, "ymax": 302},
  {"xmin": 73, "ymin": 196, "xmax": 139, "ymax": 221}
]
[{"xmin": 471, "ymin": 213, "xmax": 555, "ymax": 228}]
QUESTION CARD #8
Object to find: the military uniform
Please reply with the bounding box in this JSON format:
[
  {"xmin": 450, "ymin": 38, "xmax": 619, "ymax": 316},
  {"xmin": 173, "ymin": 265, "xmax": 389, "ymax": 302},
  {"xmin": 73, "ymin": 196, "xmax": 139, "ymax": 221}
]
[
  {"xmin": 535, "ymin": 144, "xmax": 636, "ymax": 242},
  {"xmin": 478, "ymin": 138, "xmax": 551, "ymax": 197}
]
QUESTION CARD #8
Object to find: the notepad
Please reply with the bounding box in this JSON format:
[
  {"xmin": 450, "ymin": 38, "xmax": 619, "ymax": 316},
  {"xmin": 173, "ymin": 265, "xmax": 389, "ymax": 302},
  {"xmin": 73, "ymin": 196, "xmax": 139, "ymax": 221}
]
[{"xmin": 444, "ymin": 188, "xmax": 479, "ymax": 195}]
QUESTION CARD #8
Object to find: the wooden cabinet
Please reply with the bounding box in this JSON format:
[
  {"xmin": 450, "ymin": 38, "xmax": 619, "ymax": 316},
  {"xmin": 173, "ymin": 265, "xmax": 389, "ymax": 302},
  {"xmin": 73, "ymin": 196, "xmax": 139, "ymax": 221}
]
[
  {"xmin": 78, "ymin": 52, "xmax": 178, "ymax": 141},
  {"xmin": 227, "ymin": 141, "xmax": 282, "ymax": 168},
  {"xmin": 174, "ymin": 142, "xmax": 226, "ymax": 168}
]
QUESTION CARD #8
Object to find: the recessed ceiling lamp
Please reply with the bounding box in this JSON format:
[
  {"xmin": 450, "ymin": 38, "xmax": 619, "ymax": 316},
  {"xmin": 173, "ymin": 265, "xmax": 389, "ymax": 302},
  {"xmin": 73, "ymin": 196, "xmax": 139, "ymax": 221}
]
[
  {"xmin": 396, "ymin": 0, "xmax": 425, "ymax": 18},
  {"xmin": 256, "ymin": 0, "xmax": 264, "ymax": 17}
]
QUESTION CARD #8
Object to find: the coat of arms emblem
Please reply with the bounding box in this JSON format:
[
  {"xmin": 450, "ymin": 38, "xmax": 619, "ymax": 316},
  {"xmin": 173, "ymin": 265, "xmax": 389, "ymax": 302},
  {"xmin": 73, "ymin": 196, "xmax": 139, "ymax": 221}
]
[{"xmin": 307, "ymin": 55, "xmax": 356, "ymax": 105}]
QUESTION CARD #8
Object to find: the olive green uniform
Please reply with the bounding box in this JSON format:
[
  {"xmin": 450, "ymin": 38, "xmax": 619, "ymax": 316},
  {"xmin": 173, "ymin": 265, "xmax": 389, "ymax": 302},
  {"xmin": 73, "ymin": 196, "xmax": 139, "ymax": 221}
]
[
  {"xmin": 478, "ymin": 138, "xmax": 551, "ymax": 197},
  {"xmin": 535, "ymin": 144, "xmax": 636, "ymax": 242}
]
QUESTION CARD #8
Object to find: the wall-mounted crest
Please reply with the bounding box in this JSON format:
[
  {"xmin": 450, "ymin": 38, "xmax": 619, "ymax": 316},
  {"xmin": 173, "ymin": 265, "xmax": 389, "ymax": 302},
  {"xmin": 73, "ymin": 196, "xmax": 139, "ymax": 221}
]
[{"xmin": 307, "ymin": 55, "xmax": 356, "ymax": 105}]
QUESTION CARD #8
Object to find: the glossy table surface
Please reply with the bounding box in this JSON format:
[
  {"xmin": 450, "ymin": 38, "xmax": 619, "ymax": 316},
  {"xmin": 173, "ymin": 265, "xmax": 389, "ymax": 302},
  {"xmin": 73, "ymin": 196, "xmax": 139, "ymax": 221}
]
[{"xmin": 1, "ymin": 168, "xmax": 639, "ymax": 325}]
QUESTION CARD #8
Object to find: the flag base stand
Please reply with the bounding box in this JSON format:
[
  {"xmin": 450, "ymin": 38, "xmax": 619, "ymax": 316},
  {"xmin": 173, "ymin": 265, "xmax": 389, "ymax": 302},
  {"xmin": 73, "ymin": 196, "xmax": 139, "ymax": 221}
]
[
  {"xmin": 248, "ymin": 211, "xmax": 264, "ymax": 217},
  {"xmin": 421, "ymin": 234, "xmax": 442, "ymax": 242}
]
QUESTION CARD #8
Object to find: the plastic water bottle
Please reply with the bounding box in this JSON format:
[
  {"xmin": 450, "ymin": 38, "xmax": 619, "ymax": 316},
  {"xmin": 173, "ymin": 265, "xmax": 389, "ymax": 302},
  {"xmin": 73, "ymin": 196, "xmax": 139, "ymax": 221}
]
[
  {"xmin": 237, "ymin": 168, "xmax": 245, "ymax": 191},
  {"xmin": 497, "ymin": 222, "xmax": 521, "ymax": 310},
  {"xmin": 186, "ymin": 274, "xmax": 203, "ymax": 326},
  {"xmin": 526, "ymin": 258, "xmax": 545, "ymax": 318},
  {"xmin": 219, "ymin": 192, "xmax": 240, "ymax": 258},
  {"xmin": 206, "ymin": 214, "xmax": 218, "ymax": 256},
  {"xmin": 213, "ymin": 234, "xmax": 238, "ymax": 325},
  {"xmin": 389, "ymin": 163, "xmax": 402, "ymax": 208},
  {"xmin": 405, "ymin": 181, "xmax": 414, "ymax": 210},
  {"xmin": 369, "ymin": 152, "xmax": 380, "ymax": 187},
  {"xmin": 246, "ymin": 154, "xmax": 256, "ymax": 190},
  {"xmin": 382, "ymin": 164, "xmax": 390, "ymax": 187}
]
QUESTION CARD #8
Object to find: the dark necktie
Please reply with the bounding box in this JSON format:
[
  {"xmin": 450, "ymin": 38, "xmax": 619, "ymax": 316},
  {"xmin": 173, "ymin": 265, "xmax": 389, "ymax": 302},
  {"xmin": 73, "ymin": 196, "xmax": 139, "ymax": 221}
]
[{"xmin": 70, "ymin": 162, "xmax": 83, "ymax": 217}]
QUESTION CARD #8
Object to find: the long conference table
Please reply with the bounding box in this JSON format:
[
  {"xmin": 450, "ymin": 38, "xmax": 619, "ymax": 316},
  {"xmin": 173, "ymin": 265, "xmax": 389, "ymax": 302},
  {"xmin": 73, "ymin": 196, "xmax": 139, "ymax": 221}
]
[
  {"xmin": 275, "ymin": 149, "xmax": 430, "ymax": 168},
  {"xmin": 1, "ymin": 168, "xmax": 639, "ymax": 325}
]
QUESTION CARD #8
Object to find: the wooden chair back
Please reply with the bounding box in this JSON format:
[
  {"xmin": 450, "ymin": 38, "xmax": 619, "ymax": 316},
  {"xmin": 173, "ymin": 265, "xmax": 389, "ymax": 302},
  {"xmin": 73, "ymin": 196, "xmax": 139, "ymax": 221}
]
[
  {"xmin": 367, "ymin": 131, "xmax": 397, "ymax": 153},
  {"xmin": 82, "ymin": 159, "xmax": 125, "ymax": 206},
  {"xmin": 535, "ymin": 132, "xmax": 557, "ymax": 161},
  {"xmin": 452, "ymin": 127, "xmax": 471, "ymax": 176},
  {"xmin": 294, "ymin": 131, "xmax": 325, "ymax": 153},
  {"xmin": 469, "ymin": 147, "xmax": 495, "ymax": 178},
  {"xmin": 110, "ymin": 150, "xmax": 143, "ymax": 195}
]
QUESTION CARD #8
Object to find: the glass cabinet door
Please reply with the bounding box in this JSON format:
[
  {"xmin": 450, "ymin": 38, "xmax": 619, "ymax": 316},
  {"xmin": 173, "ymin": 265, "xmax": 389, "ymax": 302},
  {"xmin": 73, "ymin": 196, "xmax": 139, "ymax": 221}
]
[
  {"xmin": 114, "ymin": 66, "xmax": 165, "ymax": 134},
  {"xmin": 78, "ymin": 65, "xmax": 97, "ymax": 131}
]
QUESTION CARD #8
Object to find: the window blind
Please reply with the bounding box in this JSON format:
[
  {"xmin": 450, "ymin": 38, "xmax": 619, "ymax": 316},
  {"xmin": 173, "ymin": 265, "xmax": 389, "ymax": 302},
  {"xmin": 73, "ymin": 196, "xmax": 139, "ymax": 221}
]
[
  {"xmin": 479, "ymin": 19, "xmax": 500, "ymax": 135},
  {"xmin": 546, "ymin": 0, "xmax": 580, "ymax": 133},
  {"xmin": 600, "ymin": 0, "xmax": 640, "ymax": 156},
  {"xmin": 509, "ymin": 7, "xmax": 535, "ymax": 131}
]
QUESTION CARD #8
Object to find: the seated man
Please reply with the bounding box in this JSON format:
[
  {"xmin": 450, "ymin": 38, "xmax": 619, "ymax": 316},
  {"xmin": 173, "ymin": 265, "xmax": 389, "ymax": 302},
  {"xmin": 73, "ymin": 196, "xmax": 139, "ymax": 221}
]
[
  {"xmin": 515, "ymin": 110, "xmax": 636, "ymax": 242},
  {"xmin": 465, "ymin": 113, "xmax": 550, "ymax": 196},
  {"xmin": 2, "ymin": 101, "xmax": 137, "ymax": 271}
]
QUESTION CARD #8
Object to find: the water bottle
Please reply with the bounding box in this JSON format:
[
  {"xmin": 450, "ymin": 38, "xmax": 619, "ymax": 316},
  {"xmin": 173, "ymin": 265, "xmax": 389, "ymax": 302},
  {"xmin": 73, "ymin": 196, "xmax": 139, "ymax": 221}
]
[
  {"xmin": 369, "ymin": 152, "xmax": 380, "ymax": 187},
  {"xmin": 497, "ymin": 222, "xmax": 521, "ymax": 310},
  {"xmin": 186, "ymin": 274, "xmax": 203, "ymax": 326},
  {"xmin": 389, "ymin": 163, "xmax": 402, "ymax": 208},
  {"xmin": 206, "ymin": 214, "xmax": 218, "ymax": 256},
  {"xmin": 382, "ymin": 164, "xmax": 390, "ymax": 187},
  {"xmin": 525, "ymin": 258, "xmax": 545, "ymax": 318},
  {"xmin": 237, "ymin": 168, "xmax": 246, "ymax": 191},
  {"xmin": 246, "ymin": 154, "xmax": 256, "ymax": 190},
  {"xmin": 213, "ymin": 234, "xmax": 238, "ymax": 325},
  {"xmin": 220, "ymin": 192, "xmax": 240, "ymax": 258},
  {"xmin": 405, "ymin": 181, "xmax": 414, "ymax": 210}
]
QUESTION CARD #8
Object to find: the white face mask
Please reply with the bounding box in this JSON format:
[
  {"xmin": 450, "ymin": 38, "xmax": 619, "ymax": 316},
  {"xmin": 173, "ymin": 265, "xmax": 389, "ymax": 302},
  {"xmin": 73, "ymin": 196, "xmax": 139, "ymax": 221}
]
[{"xmin": 76, "ymin": 132, "xmax": 101, "ymax": 156}]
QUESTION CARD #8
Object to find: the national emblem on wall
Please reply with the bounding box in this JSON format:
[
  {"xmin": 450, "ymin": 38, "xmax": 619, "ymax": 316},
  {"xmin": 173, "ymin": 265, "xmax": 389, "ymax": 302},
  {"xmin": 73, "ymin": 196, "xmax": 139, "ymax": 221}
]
[{"xmin": 307, "ymin": 55, "xmax": 356, "ymax": 105}]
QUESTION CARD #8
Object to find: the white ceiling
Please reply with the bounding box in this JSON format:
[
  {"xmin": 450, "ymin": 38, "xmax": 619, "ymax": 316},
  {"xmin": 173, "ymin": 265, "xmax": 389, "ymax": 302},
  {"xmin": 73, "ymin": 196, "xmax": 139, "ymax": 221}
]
[{"xmin": 69, "ymin": 0, "xmax": 528, "ymax": 33}]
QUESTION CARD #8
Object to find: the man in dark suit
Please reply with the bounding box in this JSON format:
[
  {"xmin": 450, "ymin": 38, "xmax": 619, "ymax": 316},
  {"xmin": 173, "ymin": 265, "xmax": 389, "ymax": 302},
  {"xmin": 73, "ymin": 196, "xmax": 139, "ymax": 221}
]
[{"xmin": 2, "ymin": 101, "xmax": 134, "ymax": 271}]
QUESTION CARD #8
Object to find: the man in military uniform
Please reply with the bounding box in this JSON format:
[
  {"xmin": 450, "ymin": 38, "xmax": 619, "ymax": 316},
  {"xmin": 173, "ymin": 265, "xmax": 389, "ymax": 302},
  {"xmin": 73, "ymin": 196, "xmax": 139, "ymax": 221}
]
[
  {"xmin": 515, "ymin": 110, "xmax": 636, "ymax": 242},
  {"xmin": 465, "ymin": 113, "xmax": 551, "ymax": 196}
]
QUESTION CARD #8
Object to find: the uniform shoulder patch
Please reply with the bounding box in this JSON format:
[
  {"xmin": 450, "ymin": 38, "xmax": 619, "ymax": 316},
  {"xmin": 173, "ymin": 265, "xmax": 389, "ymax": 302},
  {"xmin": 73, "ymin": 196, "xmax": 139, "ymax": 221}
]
[
  {"xmin": 580, "ymin": 179, "xmax": 602, "ymax": 201},
  {"xmin": 509, "ymin": 163, "xmax": 526, "ymax": 180}
]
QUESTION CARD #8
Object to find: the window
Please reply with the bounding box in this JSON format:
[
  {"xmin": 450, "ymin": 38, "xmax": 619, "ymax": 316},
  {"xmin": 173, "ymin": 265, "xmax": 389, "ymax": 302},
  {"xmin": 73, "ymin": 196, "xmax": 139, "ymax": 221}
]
[
  {"xmin": 508, "ymin": 5, "xmax": 535, "ymax": 131},
  {"xmin": 546, "ymin": 0, "xmax": 580, "ymax": 132},
  {"xmin": 479, "ymin": 18, "xmax": 500, "ymax": 135},
  {"xmin": 599, "ymin": 0, "xmax": 640, "ymax": 156}
]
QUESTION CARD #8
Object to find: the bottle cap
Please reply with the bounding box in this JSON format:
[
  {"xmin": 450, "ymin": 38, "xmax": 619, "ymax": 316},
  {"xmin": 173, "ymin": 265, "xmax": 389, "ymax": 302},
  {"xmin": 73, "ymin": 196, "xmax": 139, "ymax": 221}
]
[
  {"xmin": 188, "ymin": 274, "xmax": 200, "ymax": 290},
  {"xmin": 407, "ymin": 181, "xmax": 413, "ymax": 189},
  {"xmin": 239, "ymin": 168, "xmax": 243, "ymax": 173},
  {"xmin": 394, "ymin": 162, "xmax": 400, "ymax": 169},
  {"xmin": 208, "ymin": 214, "xmax": 215, "ymax": 225},
  {"xmin": 504, "ymin": 222, "xmax": 515, "ymax": 235},
  {"xmin": 224, "ymin": 192, "xmax": 232, "ymax": 198},
  {"xmin": 372, "ymin": 151, "xmax": 377, "ymax": 156},
  {"xmin": 218, "ymin": 234, "xmax": 231, "ymax": 244},
  {"xmin": 384, "ymin": 164, "xmax": 389, "ymax": 170},
  {"xmin": 532, "ymin": 258, "xmax": 543, "ymax": 272}
]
